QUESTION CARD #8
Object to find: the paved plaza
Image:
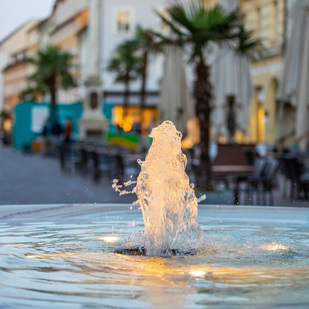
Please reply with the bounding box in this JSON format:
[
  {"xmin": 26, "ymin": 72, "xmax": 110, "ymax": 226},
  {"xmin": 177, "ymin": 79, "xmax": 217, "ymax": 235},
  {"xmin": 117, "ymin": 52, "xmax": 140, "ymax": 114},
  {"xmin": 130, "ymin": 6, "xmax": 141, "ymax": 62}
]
[
  {"xmin": 0, "ymin": 146, "xmax": 135, "ymax": 205},
  {"xmin": 0, "ymin": 145, "xmax": 308, "ymax": 207}
]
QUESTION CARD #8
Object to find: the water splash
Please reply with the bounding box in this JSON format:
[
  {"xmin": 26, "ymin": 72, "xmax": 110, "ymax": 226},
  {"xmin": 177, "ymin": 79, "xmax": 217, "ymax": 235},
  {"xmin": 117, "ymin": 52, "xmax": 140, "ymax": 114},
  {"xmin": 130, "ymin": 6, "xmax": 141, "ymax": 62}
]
[
  {"xmin": 112, "ymin": 121, "xmax": 204, "ymax": 256},
  {"xmin": 135, "ymin": 121, "xmax": 204, "ymax": 256}
]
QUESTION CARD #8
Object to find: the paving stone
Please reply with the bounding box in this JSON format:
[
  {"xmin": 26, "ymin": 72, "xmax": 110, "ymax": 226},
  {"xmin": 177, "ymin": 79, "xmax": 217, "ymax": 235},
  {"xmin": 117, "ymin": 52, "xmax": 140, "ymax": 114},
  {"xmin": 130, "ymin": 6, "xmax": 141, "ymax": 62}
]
[
  {"xmin": 0, "ymin": 146, "xmax": 135, "ymax": 205},
  {"xmin": 0, "ymin": 146, "xmax": 308, "ymax": 207}
]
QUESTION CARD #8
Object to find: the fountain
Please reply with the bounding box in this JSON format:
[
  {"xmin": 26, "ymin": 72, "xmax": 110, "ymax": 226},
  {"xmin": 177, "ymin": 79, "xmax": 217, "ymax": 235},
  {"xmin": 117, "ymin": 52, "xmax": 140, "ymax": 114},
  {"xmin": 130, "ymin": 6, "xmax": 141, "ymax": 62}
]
[
  {"xmin": 0, "ymin": 121, "xmax": 309, "ymax": 308},
  {"xmin": 113, "ymin": 121, "xmax": 204, "ymax": 256}
]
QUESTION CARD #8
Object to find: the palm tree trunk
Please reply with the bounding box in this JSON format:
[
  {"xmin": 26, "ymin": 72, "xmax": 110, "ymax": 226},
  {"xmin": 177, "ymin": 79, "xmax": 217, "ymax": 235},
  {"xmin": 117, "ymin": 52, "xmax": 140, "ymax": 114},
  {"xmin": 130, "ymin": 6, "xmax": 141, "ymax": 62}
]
[
  {"xmin": 123, "ymin": 72, "xmax": 130, "ymax": 119},
  {"xmin": 193, "ymin": 59, "xmax": 212, "ymax": 191},
  {"xmin": 140, "ymin": 51, "xmax": 148, "ymax": 134},
  {"xmin": 49, "ymin": 77, "xmax": 57, "ymax": 123}
]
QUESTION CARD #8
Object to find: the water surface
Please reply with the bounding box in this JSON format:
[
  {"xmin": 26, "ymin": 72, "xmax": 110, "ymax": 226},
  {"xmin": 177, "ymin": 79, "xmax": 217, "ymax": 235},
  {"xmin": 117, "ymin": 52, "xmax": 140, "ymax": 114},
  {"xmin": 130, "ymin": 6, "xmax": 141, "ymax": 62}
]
[{"xmin": 1, "ymin": 204, "xmax": 309, "ymax": 308}]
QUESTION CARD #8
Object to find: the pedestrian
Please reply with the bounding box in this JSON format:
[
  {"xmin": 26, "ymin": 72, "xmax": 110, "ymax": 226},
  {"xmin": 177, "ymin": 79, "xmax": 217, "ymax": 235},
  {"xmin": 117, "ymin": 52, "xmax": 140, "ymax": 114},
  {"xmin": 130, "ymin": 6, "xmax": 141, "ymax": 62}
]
[
  {"xmin": 64, "ymin": 117, "xmax": 73, "ymax": 144},
  {"xmin": 41, "ymin": 118, "xmax": 51, "ymax": 155}
]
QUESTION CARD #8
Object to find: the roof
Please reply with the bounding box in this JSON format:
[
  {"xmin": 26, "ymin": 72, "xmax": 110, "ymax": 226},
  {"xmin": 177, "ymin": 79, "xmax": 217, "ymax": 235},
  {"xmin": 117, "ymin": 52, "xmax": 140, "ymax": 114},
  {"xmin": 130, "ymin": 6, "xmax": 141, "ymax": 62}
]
[
  {"xmin": 0, "ymin": 20, "xmax": 37, "ymax": 47},
  {"xmin": 36, "ymin": 0, "xmax": 68, "ymax": 31}
]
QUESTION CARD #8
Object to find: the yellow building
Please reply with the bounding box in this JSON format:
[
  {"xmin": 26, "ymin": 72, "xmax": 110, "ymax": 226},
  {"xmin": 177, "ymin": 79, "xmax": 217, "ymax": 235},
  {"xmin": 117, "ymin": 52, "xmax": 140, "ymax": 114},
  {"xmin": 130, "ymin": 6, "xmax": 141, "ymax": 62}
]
[
  {"xmin": 36, "ymin": 0, "xmax": 89, "ymax": 103},
  {"xmin": 241, "ymin": 0, "xmax": 287, "ymax": 145},
  {"xmin": 0, "ymin": 0, "xmax": 90, "ymax": 124},
  {"xmin": 0, "ymin": 20, "xmax": 40, "ymax": 114},
  {"xmin": 202, "ymin": 0, "xmax": 289, "ymax": 146}
]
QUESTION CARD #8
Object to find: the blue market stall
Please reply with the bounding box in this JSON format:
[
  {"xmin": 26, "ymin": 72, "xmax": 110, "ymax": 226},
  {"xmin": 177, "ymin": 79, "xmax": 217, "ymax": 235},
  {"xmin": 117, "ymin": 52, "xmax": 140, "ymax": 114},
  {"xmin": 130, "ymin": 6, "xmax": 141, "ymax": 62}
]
[{"xmin": 14, "ymin": 102, "xmax": 83, "ymax": 150}]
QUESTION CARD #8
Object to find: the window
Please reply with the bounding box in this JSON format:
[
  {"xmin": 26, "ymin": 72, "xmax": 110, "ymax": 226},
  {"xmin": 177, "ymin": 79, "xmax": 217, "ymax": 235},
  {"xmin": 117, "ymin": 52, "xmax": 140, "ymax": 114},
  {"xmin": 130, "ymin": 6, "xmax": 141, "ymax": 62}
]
[
  {"xmin": 256, "ymin": 7, "xmax": 262, "ymax": 38},
  {"xmin": 114, "ymin": 7, "xmax": 134, "ymax": 34},
  {"xmin": 273, "ymin": 0, "xmax": 281, "ymax": 41}
]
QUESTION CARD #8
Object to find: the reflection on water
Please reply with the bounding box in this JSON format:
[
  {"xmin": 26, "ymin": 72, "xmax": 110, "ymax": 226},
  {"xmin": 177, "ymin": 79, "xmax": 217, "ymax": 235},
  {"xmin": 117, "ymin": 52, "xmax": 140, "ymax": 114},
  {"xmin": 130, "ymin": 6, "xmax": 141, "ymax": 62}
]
[{"xmin": 0, "ymin": 206, "xmax": 309, "ymax": 308}]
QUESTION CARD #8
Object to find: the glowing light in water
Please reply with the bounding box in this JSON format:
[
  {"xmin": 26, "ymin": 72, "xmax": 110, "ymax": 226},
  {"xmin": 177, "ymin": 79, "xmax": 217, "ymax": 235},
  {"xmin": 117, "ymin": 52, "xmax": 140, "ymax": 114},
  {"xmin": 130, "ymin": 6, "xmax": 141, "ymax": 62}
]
[
  {"xmin": 190, "ymin": 270, "xmax": 206, "ymax": 277},
  {"xmin": 261, "ymin": 243, "xmax": 290, "ymax": 251},
  {"xmin": 97, "ymin": 236, "xmax": 120, "ymax": 243}
]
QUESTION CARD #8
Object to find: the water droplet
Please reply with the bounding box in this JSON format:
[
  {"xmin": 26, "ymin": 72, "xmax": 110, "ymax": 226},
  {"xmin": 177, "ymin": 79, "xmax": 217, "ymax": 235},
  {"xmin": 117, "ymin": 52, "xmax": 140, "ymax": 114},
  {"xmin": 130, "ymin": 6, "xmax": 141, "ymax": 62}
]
[{"xmin": 197, "ymin": 194, "xmax": 206, "ymax": 203}]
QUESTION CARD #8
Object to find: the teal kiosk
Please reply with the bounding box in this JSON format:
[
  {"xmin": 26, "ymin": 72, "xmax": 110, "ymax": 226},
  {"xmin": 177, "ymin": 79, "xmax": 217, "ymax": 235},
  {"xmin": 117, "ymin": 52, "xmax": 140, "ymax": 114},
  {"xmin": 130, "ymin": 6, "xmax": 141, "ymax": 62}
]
[{"xmin": 14, "ymin": 102, "xmax": 82, "ymax": 151}]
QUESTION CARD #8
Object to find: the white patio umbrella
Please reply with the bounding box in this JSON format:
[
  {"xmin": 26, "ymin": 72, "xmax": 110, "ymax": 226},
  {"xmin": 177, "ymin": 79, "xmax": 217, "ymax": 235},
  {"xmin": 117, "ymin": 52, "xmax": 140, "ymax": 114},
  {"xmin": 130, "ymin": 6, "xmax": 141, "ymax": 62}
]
[
  {"xmin": 211, "ymin": 0, "xmax": 253, "ymax": 140},
  {"xmin": 160, "ymin": 46, "xmax": 194, "ymax": 134},
  {"xmin": 276, "ymin": 0, "xmax": 309, "ymax": 151}
]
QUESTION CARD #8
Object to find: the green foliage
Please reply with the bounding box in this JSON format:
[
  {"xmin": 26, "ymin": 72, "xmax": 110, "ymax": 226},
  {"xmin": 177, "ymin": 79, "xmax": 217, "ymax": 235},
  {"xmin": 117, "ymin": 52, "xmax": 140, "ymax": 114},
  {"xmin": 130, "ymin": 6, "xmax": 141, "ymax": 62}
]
[
  {"xmin": 23, "ymin": 45, "xmax": 75, "ymax": 121},
  {"xmin": 133, "ymin": 25, "xmax": 162, "ymax": 55},
  {"xmin": 19, "ymin": 86, "xmax": 44, "ymax": 102},
  {"xmin": 131, "ymin": 25, "xmax": 163, "ymax": 121},
  {"xmin": 0, "ymin": 110, "xmax": 10, "ymax": 120},
  {"xmin": 28, "ymin": 45, "xmax": 75, "ymax": 87},
  {"xmin": 107, "ymin": 40, "xmax": 141, "ymax": 84},
  {"xmin": 25, "ymin": 45, "xmax": 75, "ymax": 100},
  {"xmin": 155, "ymin": 1, "xmax": 261, "ymax": 63},
  {"xmin": 20, "ymin": 45, "xmax": 75, "ymax": 121},
  {"xmin": 236, "ymin": 25, "xmax": 263, "ymax": 58}
]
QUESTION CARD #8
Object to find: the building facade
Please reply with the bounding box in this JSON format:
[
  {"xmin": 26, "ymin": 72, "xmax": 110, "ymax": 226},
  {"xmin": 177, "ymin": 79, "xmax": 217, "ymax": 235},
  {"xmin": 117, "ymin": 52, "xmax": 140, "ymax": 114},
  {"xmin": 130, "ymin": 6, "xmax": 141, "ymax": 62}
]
[
  {"xmin": 0, "ymin": 0, "xmax": 298, "ymax": 146},
  {"xmin": 37, "ymin": 0, "xmax": 89, "ymax": 103},
  {"xmin": 241, "ymin": 0, "xmax": 296, "ymax": 146},
  {"xmin": 0, "ymin": 20, "xmax": 39, "ymax": 113},
  {"xmin": 203, "ymin": 0, "xmax": 296, "ymax": 147},
  {"xmin": 97, "ymin": 0, "xmax": 171, "ymax": 133}
]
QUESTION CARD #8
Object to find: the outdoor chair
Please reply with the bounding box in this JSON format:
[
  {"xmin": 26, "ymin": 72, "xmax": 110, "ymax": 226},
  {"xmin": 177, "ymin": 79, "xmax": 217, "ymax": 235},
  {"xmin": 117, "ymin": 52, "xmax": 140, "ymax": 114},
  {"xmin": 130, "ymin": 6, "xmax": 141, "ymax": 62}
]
[
  {"xmin": 83, "ymin": 145, "xmax": 96, "ymax": 177},
  {"xmin": 74, "ymin": 146, "xmax": 88, "ymax": 175},
  {"xmin": 234, "ymin": 157, "xmax": 279, "ymax": 205},
  {"xmin": 259, "ymin": 158, "xmax": 279, "ymax": 205},
  {"xmin": 59, "ymin": 144, "xmax": 83, "ymax": 173},
  {"xmin": 278, "ymin": 155, "xmax": 309, "ymax": 199},
  {"xmin": 234, "ymin": 158, "xmax": 265, "ymax": 205},
  {"xmin": 92, "ymin": 147, "xmax": 123, "ymax": 182}
]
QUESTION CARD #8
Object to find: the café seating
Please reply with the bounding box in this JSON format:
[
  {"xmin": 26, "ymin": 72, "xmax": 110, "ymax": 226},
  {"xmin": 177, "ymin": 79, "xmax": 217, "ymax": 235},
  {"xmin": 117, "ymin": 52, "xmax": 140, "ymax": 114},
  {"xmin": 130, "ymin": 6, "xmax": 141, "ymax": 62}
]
[{"xmin": 277, "ymin": 154, "xmax": 309, "ymax": 199}]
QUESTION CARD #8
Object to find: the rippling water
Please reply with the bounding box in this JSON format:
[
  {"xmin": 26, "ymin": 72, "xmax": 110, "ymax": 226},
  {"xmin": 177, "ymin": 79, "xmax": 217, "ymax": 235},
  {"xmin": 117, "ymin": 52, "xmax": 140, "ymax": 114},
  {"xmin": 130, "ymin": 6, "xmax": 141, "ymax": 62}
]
[{"xmin": 1, "ymin": 204, "xmax": 309, "ymax": 308}]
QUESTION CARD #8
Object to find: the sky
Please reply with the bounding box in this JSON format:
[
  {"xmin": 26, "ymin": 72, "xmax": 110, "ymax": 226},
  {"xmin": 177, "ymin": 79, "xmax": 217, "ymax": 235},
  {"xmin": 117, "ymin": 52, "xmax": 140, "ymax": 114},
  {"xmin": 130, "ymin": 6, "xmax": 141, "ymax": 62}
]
[{"xmin": 0, "ymin": 0, "xmax": 55, "ymax": 42}]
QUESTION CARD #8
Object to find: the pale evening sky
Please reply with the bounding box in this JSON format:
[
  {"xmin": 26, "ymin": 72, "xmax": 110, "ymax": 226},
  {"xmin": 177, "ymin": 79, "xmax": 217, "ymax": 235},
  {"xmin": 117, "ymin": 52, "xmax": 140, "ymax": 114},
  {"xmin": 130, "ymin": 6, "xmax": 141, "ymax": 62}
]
[{"xmin": 0, "ymin": 0, "xmax": 55, "ymax": 42}]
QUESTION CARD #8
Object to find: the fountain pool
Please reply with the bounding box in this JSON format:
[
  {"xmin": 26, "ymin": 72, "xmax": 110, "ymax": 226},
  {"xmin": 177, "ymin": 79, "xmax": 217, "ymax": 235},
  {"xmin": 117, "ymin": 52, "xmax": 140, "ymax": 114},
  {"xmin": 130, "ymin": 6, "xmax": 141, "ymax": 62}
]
[{"xmin": 1, "ymin": 203, "xmax": 309, "ymax": 308}]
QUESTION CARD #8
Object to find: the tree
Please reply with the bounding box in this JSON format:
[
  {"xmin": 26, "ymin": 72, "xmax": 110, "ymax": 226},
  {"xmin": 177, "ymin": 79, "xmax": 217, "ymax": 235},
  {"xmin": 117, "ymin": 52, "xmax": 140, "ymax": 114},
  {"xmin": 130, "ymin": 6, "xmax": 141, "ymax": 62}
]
[
  {"xmin": 154, "ymin": 1, "xmax": 261, "ymax": 190},
  {"xmin": 132, "ymin": 25, "xmax": 162, "ymax": 131},
  {"xmin": 26, "ymin": 45, "xmax": 75, "ymax": 122},
  {"xmin": 19, "ymin": 86, "xmax": 44, "ymax": 102},
  {"xmin": 107, "ymin": 40, "xmax": 141, "ymax": 119}
]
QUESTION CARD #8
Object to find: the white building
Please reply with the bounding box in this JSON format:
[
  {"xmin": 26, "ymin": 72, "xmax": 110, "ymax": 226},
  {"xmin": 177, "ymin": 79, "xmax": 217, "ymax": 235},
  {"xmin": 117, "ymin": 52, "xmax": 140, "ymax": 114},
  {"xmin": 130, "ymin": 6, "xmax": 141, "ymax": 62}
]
[
  {"xmin": 79, "ymin": 0, "xmax": 180, "ymax": 135},
  {"xmin": 99, "ymin": 0, "xmax": 167, "ymax": 92}
]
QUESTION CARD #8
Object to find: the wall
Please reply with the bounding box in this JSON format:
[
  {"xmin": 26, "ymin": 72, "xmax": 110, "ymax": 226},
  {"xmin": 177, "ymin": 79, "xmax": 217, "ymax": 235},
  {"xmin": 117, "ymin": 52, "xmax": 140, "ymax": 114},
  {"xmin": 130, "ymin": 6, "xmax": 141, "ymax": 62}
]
[
  {"xmin": 39, "ymin": 0, "xmax": 89, "ymax": 103},
  {"xmin": 0, "ymin": 20, "xmax": 40, "ymax": 113},
  {"xmin": 3, "ymin": 61, "xmax": 27, "ymax": 112},
  {"xmin": 240, "ymin": 0, "xmax": 286, "ymax": 145},
  {"xmin": 100, "ymin": 0, "xmax": 173, "ymax": 93},
  {"xmin": 0, "ymin": 51, "xmax": 9, "ymax": 111}
]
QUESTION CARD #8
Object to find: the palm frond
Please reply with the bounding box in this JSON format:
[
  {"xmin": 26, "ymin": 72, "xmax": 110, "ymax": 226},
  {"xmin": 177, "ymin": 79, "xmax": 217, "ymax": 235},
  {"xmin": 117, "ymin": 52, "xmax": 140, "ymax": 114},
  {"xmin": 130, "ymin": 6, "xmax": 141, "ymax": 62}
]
[
  {"xmin": 236, "ymin": 25, "xmax": 263, "ymax": 58},
  {"xmin": 107, "ymin": 40, "xmax": 141, "ymax": 85},
  {"xmin": 153, "ymin": 0, "xmax": 261, "ymax": 64},
  {"xmin": 155, "ymin": 9, "xmax": 186, "ymax": 37}
]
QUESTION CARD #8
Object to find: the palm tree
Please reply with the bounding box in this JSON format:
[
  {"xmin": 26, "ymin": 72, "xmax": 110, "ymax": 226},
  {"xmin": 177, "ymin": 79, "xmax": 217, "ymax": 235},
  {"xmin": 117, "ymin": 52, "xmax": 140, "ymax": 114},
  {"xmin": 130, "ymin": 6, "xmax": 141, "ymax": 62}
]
[
  {"xmin": 26, "ymin": 45, "xmax": 75, "ymax": 122},
  {"xmin": 19, "ymin": 86, "xmax": 44, "ymax": 102},
  {"xmin": 154, "ymin": 1, "xmax": 261, "ymax": 190},
  {"xmin": 107, "ymin": 40, "xmax": 141, "ymax": 119},
  {"xmin": 132, "ymin": 25, "xmax": 162, "ymax": 129}
]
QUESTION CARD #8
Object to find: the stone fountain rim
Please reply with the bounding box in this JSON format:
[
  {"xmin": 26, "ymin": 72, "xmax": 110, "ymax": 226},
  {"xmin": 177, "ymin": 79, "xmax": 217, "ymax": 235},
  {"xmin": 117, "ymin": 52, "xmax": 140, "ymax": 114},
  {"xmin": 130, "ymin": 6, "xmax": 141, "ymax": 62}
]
[{"xmin": 0, "ymin": 203, "xmax": 308, "ymax": 221}]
